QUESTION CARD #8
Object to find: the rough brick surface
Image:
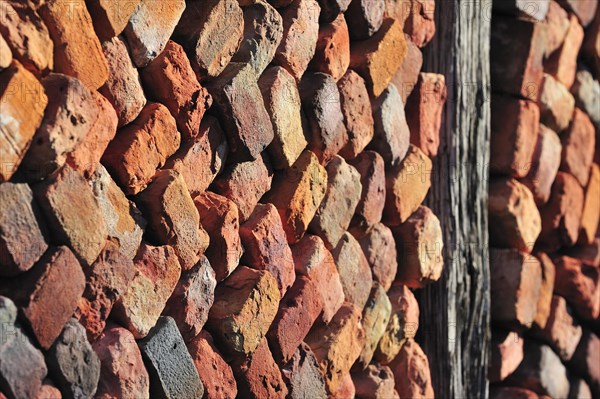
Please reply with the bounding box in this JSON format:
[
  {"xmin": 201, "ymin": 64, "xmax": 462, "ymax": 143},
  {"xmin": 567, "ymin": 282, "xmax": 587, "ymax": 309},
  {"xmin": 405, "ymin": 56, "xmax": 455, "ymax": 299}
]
[
  {"xmin": 533, "ymin": 252, "xmax": 556, "ymax": 330},
  {"xmin": 539, "ymin": 73, "xmax": 575, "ymax": 133},
  {"xmin": 348, "ymin": 151, "xmax": 385, "ymax": 229},
  {"xmin": 545, "ymin": 14, "xmax": 584, "ymax": 89},
  {"xmin": 522, "ymin": 125, "xmax": 562, "ymax": 206},
  {"xmin": 580, "ymin": 163, "xmax": 600, "ymax": 244},
  {"xmin": 553, "ymin": 256, "xmax": 600, "ymax": 321},
  {"xmin": 87, "ymin": 0, "xmax": 141, "ymax": 41},
  {"xmin": 332, "ymin": 232, "xmax": 373, "ymax": 310},
  {"xmin": 353, "ymin": 364, "xmax": 397, "ymax": 399},
  {"xmin": 489, "ymin": 330, "xmax": 524, "ymax": 383},
  {"xmin": 388, "ymin": 339, "xmax": 434, "ymax": 399},
  {"xmin": 0, "ymin": 36, "xmax": 11, "ymax": 70},
  {"xmin": 309, "ymin": 14, "xmax": 350, "ymax": 81},
  {"xmin": 403, "ymin": 0, "xmax": 436, "ymax": 48},
  {"xmin": 355, "ymin": 222, "xmax": 397, "ymax": 291},
  {"xmin": 532, "ymin": 295, "xmax": 582, "ymax": 361},
  {"xmin": 391, "ymin": 35, "xmax": 423, "ymax": 103},
  {"xmin": 317, "ymin": 0, "xmax": 351, "ymax": 23},
  {"xmin": 281, "ymin": 342, "xmax": 328, "ymax": 399},
  {"xmin": 571, "ymin": 70, "xmax": 600, "ymax": 129},
  {"xmin": 345, "ymin": 0, "xmax": 384, "ymax": 40},
  {"xmin": 357, "ymin": 284, "xmax": 392, "ymax": 367},
  {"xmin": 543, "ymin": 1, "xmax": 570, "ymax": 57},
  {"xmin": 560, "ymin": 108, "xmax": 596, "ymax": 187}
]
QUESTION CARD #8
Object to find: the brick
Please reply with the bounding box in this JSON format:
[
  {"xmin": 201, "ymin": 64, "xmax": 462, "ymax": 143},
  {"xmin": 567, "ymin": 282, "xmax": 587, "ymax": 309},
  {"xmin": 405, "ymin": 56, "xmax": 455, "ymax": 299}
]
[
  {"xmin": 403, "ymin": 0, "xmax": 435, "ymax": 48},
  {"xmin": 207, "ymin": 63, "xmax": 275, "ymax": 162},
  {"xmin": 92, "ymin": 325, "xmax": 149, "ymax": 399},
  {"xmin": 240, "ymin": 203, "xmax": 296, "ymax": 296},
  {"xmin": 491, "ymin": 16, "xmax": 545, "ymax": 100},
  {"xmin": 281, "ymin": 342, "xmax": 327, "ymax": 399},
  {"xmin": 352, "ymin": 364, "xmax": 396, "ymax": 399},
  {"xmin": 39, "ymin": 0, "xmax": 108, "ymax": 90},
  {"xmin": 33, "ymin": 165, "xmax": 107, "ymax": 267},
  {"xmin": 309, "ymin": 156, "xmax": 361, "ymax": 248},
  {"xmin": 65, "ymin": 91, "xmax": 118, "ymax": 178},
  {"xmin": 99, "ymin": 36, "xmax": 147, "ymax": 128},
  {"xmin": 330, "ymin": 373, "xmax": 356, "ymax": 399},
  {"xmin": 570, "ymin": 331, "xmax": 600, "ymax": 397},
  {"xmin": 174, "ymin": 0, "xmax": 243, "ymax": 79},
  {"xmin": 259, "ymin": 66, "xmax": 307, "ymax": 169},
  {"xmin": 187, "ymin": 331, "xmax": 238, "ymax": 399},
  {"xmin": 393, "ymin": 205, "xmax": 444, "ymax": 288},
  {"xmin": 571, "ymin": 70, "xmax": 600, "ymax": 130},
  {"xmin": 140, "ymin": 40, "xmax": 212, "ymax": 140},
  {"xmin": 406, "ymin": 73, "xmax": 447, "ymax": 157},
  {"xmin": 521, "ymin": 125, "xmax": 562, "ymax": 206},
  {"xmin": 538, "ymin": 172, "xmax": 584, "ymax": 250},
  {"xmin": 488, "ymin": 178, "xmax": 541, "ymax": 252},
  {"xmin": 264, "ymin": 150, "xmax": 328, "ymax": 243},
  {"xmin": 305, "ymin": 302, "xmax": 365, "ymax": 393},
  {"xmin": 123, "ymin": 0, "xmax": 186, "ymax": 67},
  {"xmin": 0, "ymin": 2, "xmax": 53, "ymax": 74},
  {"xmin": 350, "ymin": 18, "xmax": 407, "ymax": 97},
  {"xmin": 138, "ymin": 316, "xmax": 204, "ymax": 399},
  {"xmin": 212, "ymin": 155, "xmax": 273, "ymax": 222},
  {"xmin": 194, "ymin": 192, "xmax": 241, "ymax": 281},
  {"xmin": 545, "ymin": 14, "xmax": 584, "ymax": 89},
  {"xmin": 300, "ymin": 72, "xmax": 348, "ymax": 164},
  {"xmin": 337, "ymin": 70, "xmax": 375, "ymax": 159},
  {"xmin": 490, "ymin": 248, "xmax": 542, "ymax": 328},
  {"xmin": 539, "ymin": 73, "xmax": 575, "ymax": 133},
  {"xmin": 554, "ymin": 256, "xmax": 600, "ymax": 321},
  {"xmin": 543, "ymin": 1, "xmax": 570, "ymax": 57},
  {"xmin": 76, "ymin": 242, "xmax": 135, "ymax": 342},
  {"xmin": 309, "ymin": 14, "xmax": 350, "ymax": 81},
  {"xmin": 86, "ymin": 0, "xmax": 141, "ymax": 41},
  {"xmin": 348, "ymin": 151, "xmax": 385, "ymax": 229},
  {"xmin": 231, "ymin": 0, "xmax": 283, "ymax": 77},
  {"xmin": 317, "ymin": 0, "xmax": 351, "ymax": 22},
  {"xmin": 102, "ymin": 102, "xmax": 180, "ymax": 195},
  {"xmin": 580, "ymin": 164, "xmax": 600, "ymax": 244},
  {"xmin": 274, "ymin": 0, "xmax": 320, "ymax": 80},
  {"xmin": 375, "ymin": 283, "xmax": 419, "ymax": 364},
  {"xmin": 533, "ymin": 252, "xmax": 556, "ymax": 330},
  {"xmin": 345, "ymin": 0, "xmax": 384, "ymax": 40},
  {"xmin": 208, "ymin": 266, "xmax": 280, "ymax": 354},
  {"xmin": 558, "ymin": 0, "xmax": 598, "ymax": 27},
  {"xmin": 35, "ymin": 381, "xmax": 61, "ymax": 399},
  {"xmin": 560, "ymin": 108, "xmax": 596, "ymax": 186},
  {"xmin": 391, "ymin": 35, "xmax": 423, "ymax": 103},
  {"xmin": 332, "ymin": 232, "xmax": 373, "ymax": 310},
  {"xmin": 388, "ymin": 339, "xmax": 434, "ymax": 399},
  {"xmin": 489, "ymin": 330, "xmax": 523, "ymax": 383},
  {"xmin": 490, "ymin": 95, "xmax": 539, "ymax": 178},
  {"xmin": 493, "ymin": 0, "xmax": 549, "ymax": 21},
  {"xmin": 0, "ymin": 183, "xmax": 48, "ymax": 276},
  {"xmin": 162, "ymin": 256, "xmax": 217, "ymax": 342},
  {"xmin": 0, "ymin": 35, "xmax": 10, "ymax": 70},
  {"xmin": 291, "ymin": 235, "xmax": 344, "ymax": 323},
  {"xmin": 0, "ymin": 296, "xmax": 47, "ymax": 399},
  {"xmin": 505, "ymin": 342, "xmax": 570, "ymax": 398},
  {"xmin": 563, "ymin": 237, "xmax": 600, "ymax": 268},
  {"xmin": 136, "ymin": 170, "xmax": 209, "ymax": 271},
  {"xmin": 370, "ymin": 83, "xmax": 411, "ymax": 166},
  {"xmin": 490, "ymin": 387, "xmax": 538, "ymax": 399},
  {"xmin": 163, "ymin": 115, "xmax": 228, "ymax": 197},
  {"xmin": 230, "ymin": 338, "xmax": 288, "ymax": 398},
  {"xmin": 46, "ymin": 318, "xmax": 100, "ymax": 399},
  {"xmin": 532, "ymin": 295, "xmax": 582, "ymax": 361},
  {"xmin": 112, "ymin": 243, "xmax": 182, "ymax": 338},
  {"xmin": 88, "ymin": 165, "xmax": 145, "ymax": 260},
  {"xmin": 267, "ymin": 276, "xmax": 322, "ymax": 363},
  {"xmin": 383, "ymin": 145, "xmax": 432, "ymax": 226},
  {"xmin": 355, "ymin": 222, "xmax": 397, "ymax": 292},
  {"xmin": 357, "ymin": 284, "xmax": 392, "ymax": 367},
  {"xmin": 582, "ymin": 10, "xmax": 600, "ymax": 78}
]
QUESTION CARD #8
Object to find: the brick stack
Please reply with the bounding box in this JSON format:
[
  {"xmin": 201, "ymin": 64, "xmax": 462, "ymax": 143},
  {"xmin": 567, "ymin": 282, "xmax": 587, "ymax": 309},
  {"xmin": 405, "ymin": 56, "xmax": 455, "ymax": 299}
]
[
  {"xmin": 0, "ymin": 0, "xmax": 446, "ymax": 398},
  {"xmin": 490, "ymin": 1, "xmax": 600, "ymax": 398}
]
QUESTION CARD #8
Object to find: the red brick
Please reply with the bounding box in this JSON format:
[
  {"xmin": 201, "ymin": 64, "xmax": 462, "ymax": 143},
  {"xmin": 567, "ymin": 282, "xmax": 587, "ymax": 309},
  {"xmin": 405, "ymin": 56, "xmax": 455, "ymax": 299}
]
[
  {"xmin": 490, "ymin": 95, "xmax": 539, "ymax": 178},
  {"xmin": 305, "ymin": 302, "xmax": 365, "ymax": 393},
  {"xmin": 123, "ymin": 0, "xmax": 186, "ymax": 67},
  {"xmin": 273, "ymin": 0, "xmax": 321, "ymax": 80},
  {"xmin": 370, "ymin": 83, "xmax": 411, "ymax": 166},
  {"xmin": 533, "ymin": 252, "xmax": 556, "ymax": 330},
  {"xmin": 570, "ymin": 331, "xmax": 600, "ymax": 397},
  {"xmin": 0, "ymin": 183, "xmax": 48, "ymax": 276},
  {"xmin": 259, "ymin": 66, "xmax": 307, "ymax": 169},
  {"xmin": 330, "ymin": 373, "xmax": 356, "ymax": 399},
  {"xmin": 357, "ymin": 284, "xmax": 392, "ymax": 367},
  {"xmin": 355, "ymin": 222, "xmax": 397, "ymax": 292},
  {"xmin": 33, "ymin": 165, "xmax": 107, "ymax": 267},
  {"xmin": 112, "ymin": 243, "xmax": 182, "ymax": 338},
  {"xmin": 92, "ymin": 325, "xmax": 150, "ymax": 399},
  {"xmin": 539, "ymin": 73, "xmax": 575, "ymax": 133},
  {"xmin": 102, "ymin": 103, "xmax": 180, "ymax": 195},
  {"xmin": 39, "ymin": 0, "xmax": 108, "ymax": 90},
  {"xmin": 532, "ymin": 295, "xmax": 582, "ymax": 361},
  {"xmin": 391, "ymin": 35, "xmax": 423, "ymax": 103},
  {"xmin": 208, "ymin": 266, "xmax": 280, "ymax": 354},
  {"xmin": 560, "ymin": 108, "xmax": 596, "ymax": 186},
  {"xmin": 350, "ymin": 18, "xmax": 407, "ymax": 97},
  {"xmin": 76, "ymin": 242, "xmax": 135, "ymax": 342},
  {"xmin": 332, "ymin": 232, "xmax": 373, "ymax": 310},
  {"xmin": 212, "ymin": 155, "xmax": 273, "ymax": 222},
  {"xmin": 137, "ymin": 170, "xmax": 209, "ymax": 270},
  {"xmin": 0, "ymin": 35, "xmax": 10, "ymax": 70},
  {"xmin": 406, "ymin": 73, "xmax": 447, "ymax": 158},
  {"xmin": 403, "ymin": 0, "xmax": 435, "ymax": 48},
  {"xmin": 388, "ymin": 339, "xmax": 434, "ymax": 399},
  {"xmin": 281, "ymin": 343, "xmax": 328, "ymax": 399},
  {"xmin": 563, "ymin": 237, "xmax": 600, "ymax": 268},
  {"xmin": 545, "ymin": 14, "xmax": 584, "ymax": 88},
  {"xmin": 291, "ymin": 235, "xmax": 345, "ymax": 323},
  {"xmin": 558, "ymin": 0, "xmax": 598, "ymax": 26},
  {"xmin": 35, "ymin": 381, "xmax": 61, "ymax": 399},
  {"xmin": 353, "ymin": 364, "xmax": 396, "ymax": 399},
  {"xmin": 580, "ymin": 163, "xmax": 600, "ymax": 244},
  {"xmin": 174, "ymin": 0, "xmax": 243, "ymax": 79},
  {"xmin": 317, "ymin": 0, "xmax": 351, "ymax": 22},
  {"xmin": 187, "ymin": 331, "xmax": 238, "ymax": 399},
  {"xmin": 489, "ymin": 178, "xmax": 541, "ymax": 253},
  {"xmin": 267, "ymin": 276, "xmax": 323, "ymax": 363},
  {"xmin": 86, "ymin": 0, "xmax": 141, "ymax": 41},
  {"xmin": 489, "ymin": 330, "xmax": 524, "ymax": 383},
  {"xmin": 337, "ymin": 70, "xmax": 375, "ymax": 160},
  {"xmin": 345, "ymin": 0, "xmax": 384, "ymax": 40},
  {"xmin": 309, "ymin": 14, "xmax": 350, "ymax": 81},
  {"xmin": 194, "ymin": 192, "xmax": 241, "ymax": 281},
  {"xmin": 264, "ymin": 150, "xmax": 328, "ymax": 243},
  {"xmin": 383, "ymin": 145, "xmax": 431, "ymax": 225},
  {"xmin": 348, "ymin": 151, "xmax": 385, "ymax": 229},
  {"xmin": 554, "ymin": 256, "xmax": 600, "ymax": 321},
  {"xmin": 490, "ymin": 248, "xmax": 542, "ymax": 328},
  {"xmin": 543, "ymin": 1, "xmax": 570, "ymax": 57}
]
